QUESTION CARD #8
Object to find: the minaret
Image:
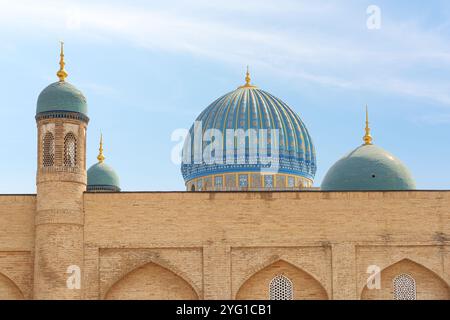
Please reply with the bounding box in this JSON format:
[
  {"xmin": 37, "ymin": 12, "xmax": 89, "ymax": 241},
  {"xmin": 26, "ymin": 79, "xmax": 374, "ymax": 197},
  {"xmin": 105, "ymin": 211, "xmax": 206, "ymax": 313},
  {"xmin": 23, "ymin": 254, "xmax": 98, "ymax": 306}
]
[{"xmin": 34, "ymin": 42, "xmax": 88, "ymax": 299}]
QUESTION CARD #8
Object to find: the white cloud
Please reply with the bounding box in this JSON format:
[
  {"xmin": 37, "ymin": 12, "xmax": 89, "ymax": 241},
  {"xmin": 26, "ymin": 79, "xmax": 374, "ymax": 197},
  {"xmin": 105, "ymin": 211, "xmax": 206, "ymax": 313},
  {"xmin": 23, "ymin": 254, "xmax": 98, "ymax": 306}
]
[
  {"xmin": 413, "ymin": 113, "xmax": 450, "ymax": 125},
  {"xmin": 1, "ymin": 0, "xmax": 450, "ymax": 106}
]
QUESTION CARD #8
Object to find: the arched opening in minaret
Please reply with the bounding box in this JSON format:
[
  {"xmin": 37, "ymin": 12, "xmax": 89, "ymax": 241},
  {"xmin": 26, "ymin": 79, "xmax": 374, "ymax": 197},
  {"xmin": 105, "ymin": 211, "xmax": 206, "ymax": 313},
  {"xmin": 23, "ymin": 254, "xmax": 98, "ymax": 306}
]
[
  {"xmin": 64, "ymin": 133, "xmax": 77, "ymax": 167},
  {"xmin": 42, "ymin": 132, "xmax": 55, "ymax": 167}
]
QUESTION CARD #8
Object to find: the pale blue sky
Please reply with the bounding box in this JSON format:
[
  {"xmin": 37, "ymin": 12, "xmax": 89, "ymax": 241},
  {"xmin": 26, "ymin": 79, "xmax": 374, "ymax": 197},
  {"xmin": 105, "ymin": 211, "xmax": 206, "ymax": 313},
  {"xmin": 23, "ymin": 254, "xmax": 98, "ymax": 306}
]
[{"xmin": 0, "ymin": 0, "xmax": 449, "ymax": 193}]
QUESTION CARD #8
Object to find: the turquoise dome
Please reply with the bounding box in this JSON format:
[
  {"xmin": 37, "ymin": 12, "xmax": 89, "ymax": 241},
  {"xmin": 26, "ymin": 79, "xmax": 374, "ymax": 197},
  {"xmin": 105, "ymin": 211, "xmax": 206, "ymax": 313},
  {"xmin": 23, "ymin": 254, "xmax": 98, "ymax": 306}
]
[
  {"xmin": 181, "ymin": 83, "xmax": 316, "ymax": 182},
  {"xmin": 87, "ymin": 162, "xmax": 120, "ymax": 192},
  {"xmin": 36, "ymin": 81, "xmax": 87, "ymax": 115},
  {"xmin": 321, "ymin": 144, "xmax": 416, "ymax": 191}
]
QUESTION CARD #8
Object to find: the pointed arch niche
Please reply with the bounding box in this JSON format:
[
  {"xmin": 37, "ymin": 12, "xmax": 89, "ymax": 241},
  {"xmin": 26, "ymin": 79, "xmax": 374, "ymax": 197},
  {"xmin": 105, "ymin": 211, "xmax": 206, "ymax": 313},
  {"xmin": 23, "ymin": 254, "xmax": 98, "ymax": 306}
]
[
  {"xmin": 0, "ymin": 272, "xmax": 24, "ymax": 300},
  {"xmin": 361, "ymin": 259, "xmax": 450, "ymax": 300},
  {"xmin": 236, "ymin": 260, "xmax": 328, "ymax": 300},
  {"xmin": 104, "ymin": 262, "xmax": 199, "ymax": 300}
]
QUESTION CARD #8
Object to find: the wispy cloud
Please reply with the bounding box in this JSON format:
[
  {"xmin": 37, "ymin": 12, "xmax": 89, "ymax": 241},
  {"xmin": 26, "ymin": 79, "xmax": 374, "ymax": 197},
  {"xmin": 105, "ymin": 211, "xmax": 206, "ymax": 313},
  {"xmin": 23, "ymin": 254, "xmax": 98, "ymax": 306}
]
[
  {"xmin": 413, "ymin": 113, "xmax": 450, "ymax": 125},
  {"xmin": 1, "ymin": 0, "xmax": 450, "ymax": 106}
]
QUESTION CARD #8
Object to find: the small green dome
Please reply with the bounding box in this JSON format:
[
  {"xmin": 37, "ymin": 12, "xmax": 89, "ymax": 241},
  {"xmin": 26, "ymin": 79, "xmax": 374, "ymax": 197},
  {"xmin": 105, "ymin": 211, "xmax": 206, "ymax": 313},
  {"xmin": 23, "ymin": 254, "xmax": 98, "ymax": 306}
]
[
  {"xmin": 87, "ymin": 162, "xmax": 120, "ymax": 192},
  {"xmin": 321, "ymin": 144, "xmax": 416, "ymax": 191},
  {"xmin": 36, "ymin": 81, "xmax": 87, "ymax": 115}
]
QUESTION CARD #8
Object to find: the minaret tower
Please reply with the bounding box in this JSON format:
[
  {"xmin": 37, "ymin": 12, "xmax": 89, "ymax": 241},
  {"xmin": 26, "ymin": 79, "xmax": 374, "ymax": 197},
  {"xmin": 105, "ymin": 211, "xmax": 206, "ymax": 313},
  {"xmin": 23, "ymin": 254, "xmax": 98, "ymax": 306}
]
[{"xmin": 34, "ymin": 42, "xmax": 88, "ymax": 299}]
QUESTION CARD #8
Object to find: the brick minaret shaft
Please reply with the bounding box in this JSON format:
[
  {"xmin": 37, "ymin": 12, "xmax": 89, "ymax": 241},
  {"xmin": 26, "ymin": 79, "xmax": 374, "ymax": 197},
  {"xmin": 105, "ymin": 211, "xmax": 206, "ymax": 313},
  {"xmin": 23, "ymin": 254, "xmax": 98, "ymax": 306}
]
[{"xmin": 34, "ymin": 43, "xmax": 88, "ymax": 299}]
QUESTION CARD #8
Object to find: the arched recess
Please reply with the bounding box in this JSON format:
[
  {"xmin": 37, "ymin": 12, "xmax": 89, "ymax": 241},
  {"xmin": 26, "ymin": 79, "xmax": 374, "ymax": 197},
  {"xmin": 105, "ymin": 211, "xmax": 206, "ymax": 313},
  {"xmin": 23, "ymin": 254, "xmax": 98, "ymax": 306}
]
[
  {"xmin": 104, "ymin": 262, "xmax": 199, "ymax": 300},
  {"xmin": 0, "ymin": 272, "xmax": 24, "ymax": 300},
  {"xmin": 63, "ymin": 132, "xmax": 77, "ymax": 167},
  {"xmin": 236, "ymin": 260, "xmax": 328, "ymax": 300},
  {"xmin": 361, "ymin": 258, "xmax": 450, "ymax": 300}
]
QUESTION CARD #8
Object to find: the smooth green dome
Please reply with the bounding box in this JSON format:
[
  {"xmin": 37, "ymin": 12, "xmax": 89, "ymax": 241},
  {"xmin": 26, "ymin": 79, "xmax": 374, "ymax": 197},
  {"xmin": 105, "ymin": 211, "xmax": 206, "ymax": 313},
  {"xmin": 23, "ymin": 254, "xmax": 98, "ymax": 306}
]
[
  {"xmin": 321, "ymin": 144, "xmax": 416, "ymax": 191},
  {"xmin": 36, "ymin": 81, "xmax": 87, "ymax": 115},
  {"xmin": 87, "ymin": 162, "xmax": 120, "ymax": 192}
]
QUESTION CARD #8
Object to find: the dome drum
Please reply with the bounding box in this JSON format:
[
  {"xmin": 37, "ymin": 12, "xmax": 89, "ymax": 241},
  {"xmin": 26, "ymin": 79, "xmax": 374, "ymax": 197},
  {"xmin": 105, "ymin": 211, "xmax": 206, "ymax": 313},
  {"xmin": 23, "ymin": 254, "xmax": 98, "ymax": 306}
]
[
  {"xmin": 35, "ymin": 110, "xmax": 90, "ymax": 123},
  {"xmin": 87, "ymin": 184, "xmax": 120, "ymax": 192},
  {"xmin": 187, "ymin": 173, "xmax": 313, "ymax": 192}
]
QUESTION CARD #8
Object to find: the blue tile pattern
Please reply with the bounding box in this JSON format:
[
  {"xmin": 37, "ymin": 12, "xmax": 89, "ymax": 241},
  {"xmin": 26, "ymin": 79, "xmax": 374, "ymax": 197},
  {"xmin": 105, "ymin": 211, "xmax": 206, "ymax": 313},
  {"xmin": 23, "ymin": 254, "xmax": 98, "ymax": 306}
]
[{"xmin": 181, "ymin": 87, "xmax": 316, "ymax": 182}]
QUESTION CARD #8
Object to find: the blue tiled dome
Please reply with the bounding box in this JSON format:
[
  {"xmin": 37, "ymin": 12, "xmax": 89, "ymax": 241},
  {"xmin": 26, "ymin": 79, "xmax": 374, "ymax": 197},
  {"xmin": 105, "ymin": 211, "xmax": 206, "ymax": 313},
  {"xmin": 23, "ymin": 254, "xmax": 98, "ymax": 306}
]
[
  {"xmin": 87, "ymin": 162, "xmax": 121, "ymax": 192},
  {"xmin": 181, "ymin": 83, "xmax": 316, "ymax": 183},
  {"xmin": 321, "ymin": 144, "xmax": 416, "ymax": 191},
  {"xmin": 36, "ymin": 81, "xmax": 87, "ymax": 116}
]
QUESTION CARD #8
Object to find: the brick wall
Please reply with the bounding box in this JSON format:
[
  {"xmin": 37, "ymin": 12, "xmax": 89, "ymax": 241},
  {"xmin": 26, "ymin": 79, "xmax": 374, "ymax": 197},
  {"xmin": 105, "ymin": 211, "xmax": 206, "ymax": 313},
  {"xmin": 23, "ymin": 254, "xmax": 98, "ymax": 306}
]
[{"xmin": 0, "ymin": 191, "xmax": 449, "ymax": 299}]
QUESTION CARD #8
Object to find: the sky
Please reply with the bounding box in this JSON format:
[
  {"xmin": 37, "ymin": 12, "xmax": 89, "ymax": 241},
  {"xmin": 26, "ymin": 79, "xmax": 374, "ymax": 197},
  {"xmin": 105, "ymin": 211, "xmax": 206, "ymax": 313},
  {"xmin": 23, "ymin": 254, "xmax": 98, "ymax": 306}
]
[{"xmin": 0, "ymin": 0, "xmax": 450, "ymax": 193}]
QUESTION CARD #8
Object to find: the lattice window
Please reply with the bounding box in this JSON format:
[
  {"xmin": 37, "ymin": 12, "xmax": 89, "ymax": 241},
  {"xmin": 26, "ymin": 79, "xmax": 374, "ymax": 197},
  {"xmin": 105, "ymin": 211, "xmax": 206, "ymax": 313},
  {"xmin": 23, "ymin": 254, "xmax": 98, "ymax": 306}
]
[
  {"xmin": 64, "ymin": 133, "xmax": 77, "ymax": 167},
  {"xmin": 239, "ymin": 174, "xmax": 248, "ymax": 188},
  {"xmin": 269, "ymin": 275, "xmax": 293, "ymax": 300},
  {"xmin": 42, "ymin": 132, "xmax": 55, "ymax": 167},
  {"xmin": 393, "ymin": 274, "xmax": 416, "ymax": 300},
  {"xmin": 214, "ymin": 176, "xmax": 223, "ymax": 188},
  {"xmin": 264, "ymin": 175, "xmax": 274, "ymax": 188},
  {"xmin": 197, "ymin": 179, "xmax": 203, "ymax": 191},
  {"xmin": 288, "ymin": 176, "xmax": 295, "ymax": 188}
]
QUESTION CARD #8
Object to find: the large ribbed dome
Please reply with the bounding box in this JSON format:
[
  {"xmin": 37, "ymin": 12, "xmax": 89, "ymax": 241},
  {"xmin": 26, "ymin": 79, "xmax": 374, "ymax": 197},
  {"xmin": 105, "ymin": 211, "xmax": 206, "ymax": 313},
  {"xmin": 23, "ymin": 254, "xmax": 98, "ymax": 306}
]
[{"xmin": 181, "ymin": 73, "xmax": 316, "ymax": 191}]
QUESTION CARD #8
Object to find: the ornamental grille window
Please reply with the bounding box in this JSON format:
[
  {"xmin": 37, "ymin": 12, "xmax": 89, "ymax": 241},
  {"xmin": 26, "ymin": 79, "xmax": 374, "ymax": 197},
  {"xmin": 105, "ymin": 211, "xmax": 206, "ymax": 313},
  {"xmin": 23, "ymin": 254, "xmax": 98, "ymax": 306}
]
[
  {"xmin": 393, "ymin": 274, "xmax": 416, "ymax": 300},
  {"xmin": 197, "ymin": 179, "xmax": 203, "ymax": 191},
  {"xmin": 269, "ymin": 275, "xmax": 293, "ymax": 300},
  {"xmin": 42, "ymin": 132, "xmax": 55, "ymax": 167},
  {"xmin": 215, "ymin": 176, "xmax": 223, "ymax": 188},
  {"xmin": 239, "ymin": 174, "xmax": 248, "ymax": 188},
  {"xmin": 264, "ymin": 175, "xmax": 274, "ymax": 188},
  {"xmin": 288, "ymin": 176, "xmax": 295, "ymax": 188},
  {"xmin": 64, "ymin": 133, "xmax": 77, "ymax": 167}
]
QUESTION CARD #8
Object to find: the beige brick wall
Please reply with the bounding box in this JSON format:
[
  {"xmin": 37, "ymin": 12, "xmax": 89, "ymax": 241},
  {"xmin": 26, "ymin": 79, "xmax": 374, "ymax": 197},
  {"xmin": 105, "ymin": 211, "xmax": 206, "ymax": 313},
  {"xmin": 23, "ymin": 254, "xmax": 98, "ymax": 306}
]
[
  {"xmin": 0, "ymin": 195, "xmax": 35, "ymax": 251},
  {"xmin": 0, "ymin": 191, "xmax": 449, "ymax": 299},
  {"xmin": 0, "ymin": 196, "xmax": 34, "ymax": 299},
  {"xmin": 81, "ymin": 191, "xmax": 450, "ymax": 300}
]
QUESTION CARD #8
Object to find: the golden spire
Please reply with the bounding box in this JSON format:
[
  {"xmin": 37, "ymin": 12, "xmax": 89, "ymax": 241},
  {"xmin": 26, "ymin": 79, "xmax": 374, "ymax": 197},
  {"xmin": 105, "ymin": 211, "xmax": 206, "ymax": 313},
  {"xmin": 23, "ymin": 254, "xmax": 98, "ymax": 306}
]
[
  {"xmin": 238, "ymin": 65, "xmax": 257, "ymax": 89},
  {"xmin": 363, "ymin": 105, "xmax": 373, "ymax": 145},
  {"xmin": 97, "ymin": 134, "xmax": 105, "ymax": 163},
  {"xmin": 56, "ymin": 41, "xmax": 68, "ymax": 82},
  {"xmin": 245, "ymin": 65, "xmax": 251, "ymax": 85}
]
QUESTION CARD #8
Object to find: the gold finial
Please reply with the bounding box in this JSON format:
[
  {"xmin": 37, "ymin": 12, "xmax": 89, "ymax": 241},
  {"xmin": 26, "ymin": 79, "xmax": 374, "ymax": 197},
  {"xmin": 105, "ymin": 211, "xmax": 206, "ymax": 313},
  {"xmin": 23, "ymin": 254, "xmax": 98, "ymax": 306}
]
[
  {"xmin": 238, "ymin": 65, "xmax": 257, "ymax": 89},
  {"xmin": 245, "ymin": 65, "xmax": 251, "ymax": 85},
  {"xmin": 363, "ymin": 105, "xmax": 373, "ymax": 145},
  {"xmin": 97, "ymin": 134, "xmax": 105, "ymax": 163},
  {"xmin": 56, "ymin": 41, "xmax": 68, "ymax": 82}
]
